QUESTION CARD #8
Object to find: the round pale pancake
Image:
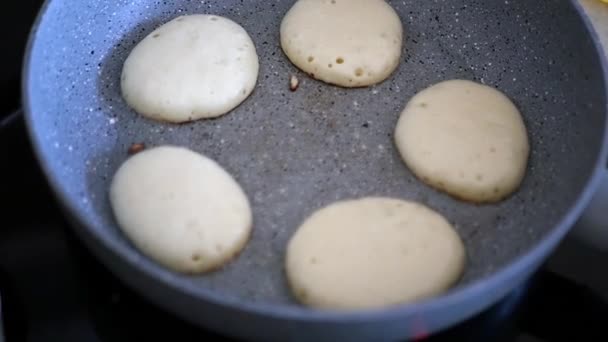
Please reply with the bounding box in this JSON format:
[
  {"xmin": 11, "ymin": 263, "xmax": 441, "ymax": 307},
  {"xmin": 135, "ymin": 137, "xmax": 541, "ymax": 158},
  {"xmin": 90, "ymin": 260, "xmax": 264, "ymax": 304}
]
[
  {"xmin": 121, "ymin": 15, "xmax": 259, "ymax": 122},
  {"xmin": 395, "ymin": 80, "xmax": 530, "ymax": 203},
  {"xmin": 280, "ymin": 0, "xmax": 403, "ymax": 87},
  {"xmin": 285, "ymin": 197, "xmax": 466, "ymax": 310},
  {"xmin": 109, "ymin": 146, "xmax": 252, "ymax": 274}
]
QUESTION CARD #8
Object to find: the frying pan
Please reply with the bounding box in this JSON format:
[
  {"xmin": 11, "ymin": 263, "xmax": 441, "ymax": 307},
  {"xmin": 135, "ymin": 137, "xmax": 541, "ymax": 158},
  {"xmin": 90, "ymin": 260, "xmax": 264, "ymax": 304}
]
[{"xmin": 22, "ymin": 0, "xmax": 608, "ymax": 340}]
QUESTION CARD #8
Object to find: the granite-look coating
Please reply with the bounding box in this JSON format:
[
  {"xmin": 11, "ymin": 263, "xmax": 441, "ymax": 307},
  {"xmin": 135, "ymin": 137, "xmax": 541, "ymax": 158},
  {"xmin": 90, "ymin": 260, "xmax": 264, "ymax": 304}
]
[{"xmin": 25, "ymin": 0, "xmax": 606, "ymax": 310}]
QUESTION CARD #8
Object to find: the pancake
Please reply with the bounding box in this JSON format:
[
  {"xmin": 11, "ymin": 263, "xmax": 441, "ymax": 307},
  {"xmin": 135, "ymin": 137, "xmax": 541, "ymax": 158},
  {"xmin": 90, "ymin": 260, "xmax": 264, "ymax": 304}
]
[
  {"xmin": 109, "ymin": 145, "xmax": 253, "ymax": 274},
  {"xmin": 285, "ymin": 197, "xmax": 466, "ymax": 310},
  {"xmin": 121, "ymin": 14, "xmax": 259, "ymax": 122},
  {"xmin": 395, "ymin": 80, "xmax": 530, "ymax": 203},
  {"xmin": 280, "ymin": 0, "xmax": 403, "ymax": 87}
]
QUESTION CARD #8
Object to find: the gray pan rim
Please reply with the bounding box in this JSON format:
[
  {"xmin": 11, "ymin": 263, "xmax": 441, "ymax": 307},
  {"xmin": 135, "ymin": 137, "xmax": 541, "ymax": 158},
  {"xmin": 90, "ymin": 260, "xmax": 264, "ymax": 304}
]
[{"xmin": 22, "ymin": 0, "xmax": 608, "ymax": 325}]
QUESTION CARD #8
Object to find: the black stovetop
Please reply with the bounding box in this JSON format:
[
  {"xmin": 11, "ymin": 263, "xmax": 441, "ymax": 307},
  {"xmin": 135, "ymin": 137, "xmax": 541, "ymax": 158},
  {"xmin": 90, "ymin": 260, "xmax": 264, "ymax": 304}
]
[{"xmin": 2, "ymin": 2, "xmax": 608, "ymax": 341}]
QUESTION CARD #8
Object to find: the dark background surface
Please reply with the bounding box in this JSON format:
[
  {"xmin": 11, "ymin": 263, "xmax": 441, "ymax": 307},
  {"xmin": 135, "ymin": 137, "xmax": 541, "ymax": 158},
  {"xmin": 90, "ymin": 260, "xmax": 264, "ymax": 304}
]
[{"xmin": 0, "ymin": 1, "xmax": 41, "ymax": 116}]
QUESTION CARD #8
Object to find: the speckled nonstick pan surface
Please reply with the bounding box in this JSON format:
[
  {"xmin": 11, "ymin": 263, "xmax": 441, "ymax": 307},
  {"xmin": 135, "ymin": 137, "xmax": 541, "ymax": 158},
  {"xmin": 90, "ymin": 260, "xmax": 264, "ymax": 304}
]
[{"xmin": 22, "ymin": 0, "xmax": 608, "ymax": 340}]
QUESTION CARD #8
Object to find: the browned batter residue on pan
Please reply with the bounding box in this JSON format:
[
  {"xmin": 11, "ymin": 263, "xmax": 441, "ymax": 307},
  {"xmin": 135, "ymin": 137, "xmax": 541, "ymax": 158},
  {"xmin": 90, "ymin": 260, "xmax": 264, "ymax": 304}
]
[{"xmin": 128, "ymin": 143, "xmax": 146, "ymax": 155}]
